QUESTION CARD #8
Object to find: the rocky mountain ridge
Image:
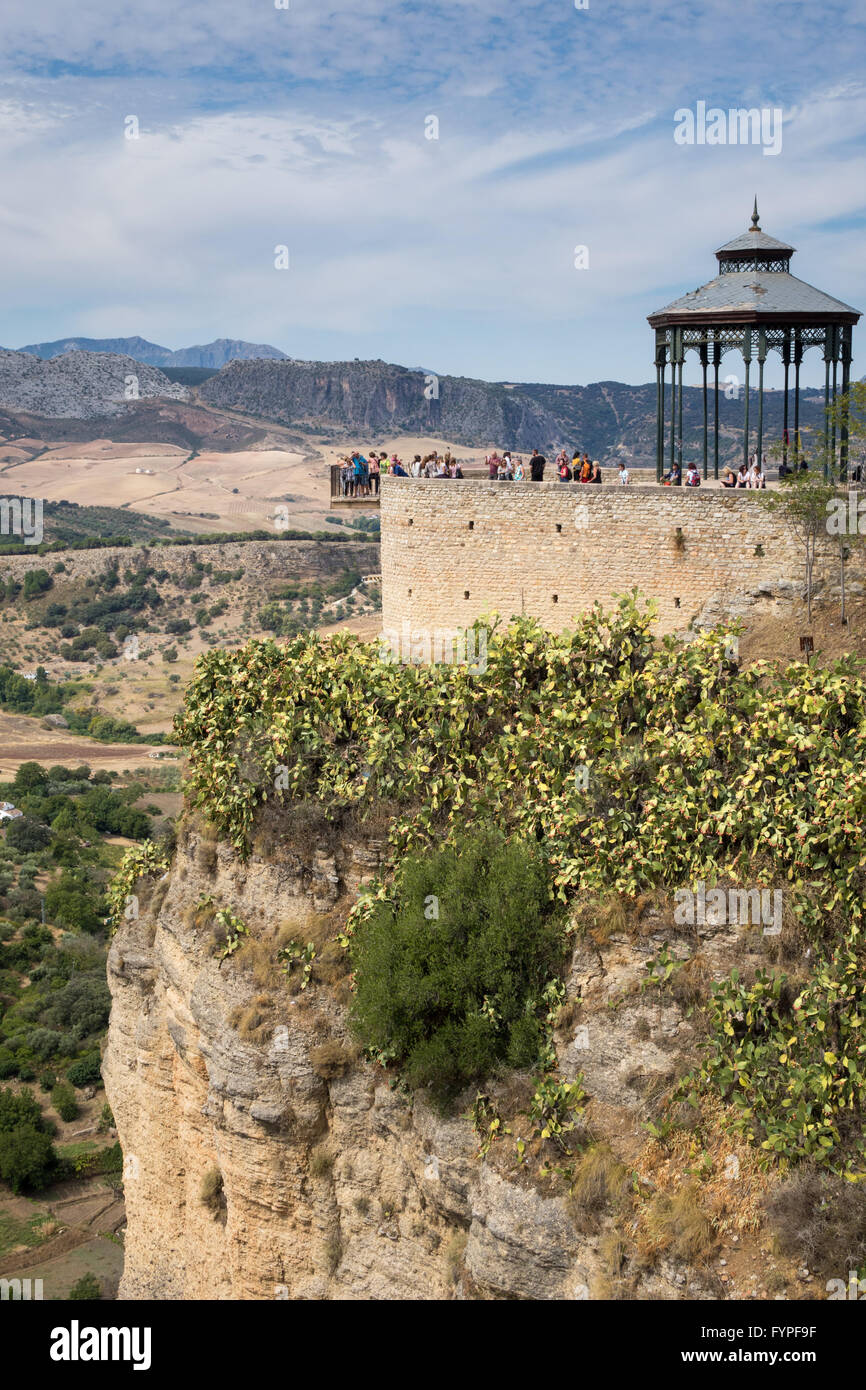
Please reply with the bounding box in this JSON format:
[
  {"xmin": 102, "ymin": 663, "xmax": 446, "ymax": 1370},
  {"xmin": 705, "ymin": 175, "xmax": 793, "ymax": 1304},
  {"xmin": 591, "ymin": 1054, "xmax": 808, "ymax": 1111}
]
[{"xmin": 16, "ymin": 337, "xmax": 288, "ymax": 369}]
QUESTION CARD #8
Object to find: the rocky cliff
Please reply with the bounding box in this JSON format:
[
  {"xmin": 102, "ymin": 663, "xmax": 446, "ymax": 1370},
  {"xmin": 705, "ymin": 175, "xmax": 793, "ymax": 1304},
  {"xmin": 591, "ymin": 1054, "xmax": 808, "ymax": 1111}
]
[{"xmin": 104, "ymin": 814, "xmax": 785, "ymax": 1301}]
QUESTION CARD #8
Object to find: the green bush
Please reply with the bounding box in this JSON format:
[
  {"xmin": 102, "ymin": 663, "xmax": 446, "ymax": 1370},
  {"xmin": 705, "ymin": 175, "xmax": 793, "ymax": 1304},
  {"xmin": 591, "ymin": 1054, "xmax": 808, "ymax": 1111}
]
[
  {"xmin": 51, "ymin": 1081, "xmax": 79, "ymax": 1122},
  {"xmin": 69, "ymin": 1273, "xmax": 101, "ymax": 1300},
  {"xmin": 350, "ymin": 829, "xmax": 566, "ymax": 1106},
  {"xmin": 0, "ymin": 1124, "xmax": 56, "ymax": 1192},
  {"xmin": 67, "ymin": 1053, "xmax": 102, "ymax": 1088}
]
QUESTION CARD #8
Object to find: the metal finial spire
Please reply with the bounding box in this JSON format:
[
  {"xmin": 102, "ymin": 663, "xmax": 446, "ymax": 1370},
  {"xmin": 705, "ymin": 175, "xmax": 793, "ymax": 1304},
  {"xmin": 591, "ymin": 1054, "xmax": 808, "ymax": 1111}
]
[{"xmin": 751, "ymin": 197, "xmax": 760, "ymax": 229}]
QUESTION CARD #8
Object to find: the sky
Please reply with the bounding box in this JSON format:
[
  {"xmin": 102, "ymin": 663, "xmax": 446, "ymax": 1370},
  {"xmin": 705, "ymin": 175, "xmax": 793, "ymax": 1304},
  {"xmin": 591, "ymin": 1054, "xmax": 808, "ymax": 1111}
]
[{"xmin": 0, "ymin": 0, "xmax": 864, "ymax": 387}]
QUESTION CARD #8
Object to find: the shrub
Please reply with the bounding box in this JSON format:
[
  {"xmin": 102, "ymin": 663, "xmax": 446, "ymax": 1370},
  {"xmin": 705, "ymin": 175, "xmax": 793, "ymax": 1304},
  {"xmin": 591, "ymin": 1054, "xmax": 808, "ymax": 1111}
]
[
  {"xmin": 0, "ymin": 1087, "xmax": 43, "ymax": 1132},
  {"xmin": 69, "ymin": 1273, "xmax": 101, "ymax": 1300},
  {"xmin": 0, "ymin": 1124, "xmax": 56, "ymax": 1192},
  {"xmin": 67, "ymin": 1053, "xmax": 102, "ymax": 1088},
  {"xmin": 51, "ymin": 1082, "xmax": 79, "ymax": 1122},
  {"xmin": 764, "ymin": 1169, "xmax": 866, "ymax": 1278},
  {"xmin": 350, "ymin": 829, "xmax": 566, "ymax": 1106}
]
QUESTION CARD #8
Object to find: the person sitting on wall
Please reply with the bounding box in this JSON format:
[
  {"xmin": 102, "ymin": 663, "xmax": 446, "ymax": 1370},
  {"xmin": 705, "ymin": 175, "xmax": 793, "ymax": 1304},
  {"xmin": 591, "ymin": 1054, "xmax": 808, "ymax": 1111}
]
[
  {"xmin": 579, "ymin": 457, "xmax": 593, "ymax": 483},
  {"xmin": 513, "ymin": 457, "xmax": 525, "ymax": 481},
  {"xmin": 736, "ymin": 463, "xmax": 749, "ymax": 487},
  {"xmin": 590, "ymin": 462, "xmax": 602, "ymax": 483},
  {"xmin": 685, "ymin": 464, "xmax": 701, "ymax": 486},
  {"xmin": 663, "ymin": 462, "xmax": 681, "ymax": 485},
  {"xmin": 618, "ymin": 464, "xmax": 630, "ymax": 485},
  {"xmin": 392, "ymin": 459, "xmax": 408, "ymax": 476},
  {"xmin": 749, "ymin": 459, "xmax": 766, "ymax": 489},
  {"xmin": 529, "ymin": 449, "xmax": 546, "ymax": 481},
  {"xmin": 721, "ymin": 467, "xmax": 736, "ymax": 488}
]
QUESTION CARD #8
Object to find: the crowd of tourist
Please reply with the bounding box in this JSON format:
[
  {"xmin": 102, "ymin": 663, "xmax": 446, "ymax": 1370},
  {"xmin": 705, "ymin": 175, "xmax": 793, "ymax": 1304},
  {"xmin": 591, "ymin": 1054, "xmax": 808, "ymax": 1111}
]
[
  {"xmin": 338, "ymin": 450, "xmax": 465, "ymax": 495},
  {"xmin": 338, "ymin": 445, "xmax": 804, "ymax": 495}
]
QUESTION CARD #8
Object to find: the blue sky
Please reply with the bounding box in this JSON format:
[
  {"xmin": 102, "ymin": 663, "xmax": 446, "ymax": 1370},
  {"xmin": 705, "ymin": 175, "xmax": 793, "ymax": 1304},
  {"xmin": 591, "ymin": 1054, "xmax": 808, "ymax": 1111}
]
[{"xmin": 0, "ymin": 0, "xmax": 864, "ymax": 386}]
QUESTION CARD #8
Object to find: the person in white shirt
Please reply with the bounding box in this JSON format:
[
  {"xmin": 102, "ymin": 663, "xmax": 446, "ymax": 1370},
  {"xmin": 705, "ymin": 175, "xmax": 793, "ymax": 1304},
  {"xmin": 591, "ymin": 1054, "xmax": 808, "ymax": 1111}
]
[{"xmin": 619, "ymin": 465, "xmax": 630, "ymax": 485}]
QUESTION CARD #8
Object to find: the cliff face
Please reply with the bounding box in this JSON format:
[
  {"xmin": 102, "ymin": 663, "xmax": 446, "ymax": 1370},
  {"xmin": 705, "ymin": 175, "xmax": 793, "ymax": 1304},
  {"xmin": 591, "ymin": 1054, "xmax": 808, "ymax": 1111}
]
[
  {"xmin": 199, "ymin": 358, "xmax": 563, "ymax": 452},
  {"xmin": 103, "ymin": 823, "xmax": 595, "ymax": 1300},
  {"xmin": 104, "ymin": 813, "xmax": 767, "ymax": 1301}
]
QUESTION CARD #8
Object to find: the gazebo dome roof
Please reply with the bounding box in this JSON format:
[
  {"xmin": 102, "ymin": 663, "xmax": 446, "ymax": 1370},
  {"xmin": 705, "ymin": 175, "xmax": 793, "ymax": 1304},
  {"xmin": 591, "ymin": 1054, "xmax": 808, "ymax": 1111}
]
[
  {"xmin": 715, "ymin": 227, "xmax": 794, "ymax": 256},
  {"xmin": 648, "ymin": 200, "xmax": 861, "ymax": 326},
  {"xmin": 648, "ymin": 270, "xmax": 860, "ymax": 323}
]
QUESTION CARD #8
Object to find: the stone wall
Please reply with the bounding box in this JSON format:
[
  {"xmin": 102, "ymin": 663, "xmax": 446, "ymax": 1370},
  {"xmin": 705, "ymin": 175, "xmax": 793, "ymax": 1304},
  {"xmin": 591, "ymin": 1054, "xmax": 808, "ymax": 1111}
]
[{"xmin": 380, "ymin": 476, "xmax": 823, "ymax": 637}]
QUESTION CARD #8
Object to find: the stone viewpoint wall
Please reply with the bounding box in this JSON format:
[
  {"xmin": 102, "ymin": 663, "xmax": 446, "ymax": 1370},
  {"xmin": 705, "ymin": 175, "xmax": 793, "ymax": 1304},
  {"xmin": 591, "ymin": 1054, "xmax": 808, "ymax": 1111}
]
[{"xmin": 380, "ymin": 477, "xmax": 818, "ymax": 637}]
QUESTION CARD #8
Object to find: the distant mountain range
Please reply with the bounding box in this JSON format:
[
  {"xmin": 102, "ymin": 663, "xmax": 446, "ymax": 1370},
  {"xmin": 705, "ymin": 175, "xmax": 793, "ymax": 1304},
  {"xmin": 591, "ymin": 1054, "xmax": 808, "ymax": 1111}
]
[
  {"xmin": 16, "ymin": 336, "xmax": 288, "ymax": 369},
  {"xmin": 0, "ymin": 342, "xmax": 840, "ymax": 466},
  {"xmin": 198, "ymin": 356, "xmax": 834, "ymax": 466}
]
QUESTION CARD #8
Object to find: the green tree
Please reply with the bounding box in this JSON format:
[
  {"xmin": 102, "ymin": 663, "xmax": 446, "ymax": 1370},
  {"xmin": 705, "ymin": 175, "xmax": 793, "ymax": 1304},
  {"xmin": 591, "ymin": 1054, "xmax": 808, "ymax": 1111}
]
[
  {"xmin": 350, "ymin": 829, "xmax": 566, "ymax": 1107},
  {"xmin": 0, "ymin": 1125, "xmax": 56, "ymax": 1192},
  {"xmin": 758, "ymin": 472, "xmax": 838, "ymax": 622}
]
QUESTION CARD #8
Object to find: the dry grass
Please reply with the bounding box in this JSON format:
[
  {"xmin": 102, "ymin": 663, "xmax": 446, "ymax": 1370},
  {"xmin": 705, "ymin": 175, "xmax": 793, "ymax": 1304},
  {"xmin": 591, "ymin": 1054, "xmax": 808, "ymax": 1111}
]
[
  {"xmin": 310, "ymin": 1040, "xmax": 356, "ymax": 1080},
  {"xmin": 444, "ymin": 1231, "xmax": 468, "ymax": 1285},
  {"xmin": 230, "ymin": 994, "xmax": 275, "ymax": 1045},
  {"xmin": 308, "ymin": 1145, "xmax": 334, "ymax": 1179},
  {"xmin": 763, "ymin": 1169, "xmax": 866, "ymax": 1278},
  {"xmin": 567, "ymin": 1143, "xmax": 630, "ymax": 1234},
  {"xmin": 641, "ymin": 1183, "xmax": 715, "ymax": 1264},
  {"xmin": 199, "ymin": 1166, "xmax": 225, "ymax": 1218}
]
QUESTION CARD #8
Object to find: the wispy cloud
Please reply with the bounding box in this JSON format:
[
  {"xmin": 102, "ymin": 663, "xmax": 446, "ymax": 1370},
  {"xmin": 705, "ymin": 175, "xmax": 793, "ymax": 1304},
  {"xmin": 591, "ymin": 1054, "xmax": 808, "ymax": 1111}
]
[{"xmin": 0, "ymin": 1, "xmax": 863, "ymax": 382}]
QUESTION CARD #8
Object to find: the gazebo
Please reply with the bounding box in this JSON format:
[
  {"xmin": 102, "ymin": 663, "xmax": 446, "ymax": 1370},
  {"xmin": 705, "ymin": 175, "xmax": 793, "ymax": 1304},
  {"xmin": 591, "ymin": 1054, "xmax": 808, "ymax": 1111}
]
[{"xmin": 648, "ymin": 201, "xmax": 861, "ymax": 481}]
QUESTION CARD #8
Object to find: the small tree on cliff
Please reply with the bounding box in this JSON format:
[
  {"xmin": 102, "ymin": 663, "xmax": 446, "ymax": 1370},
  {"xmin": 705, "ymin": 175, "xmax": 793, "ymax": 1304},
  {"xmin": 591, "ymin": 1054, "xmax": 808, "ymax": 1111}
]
[{"xmin": 758, "ymin": 472, "xmax": 837, "ymax": 623}]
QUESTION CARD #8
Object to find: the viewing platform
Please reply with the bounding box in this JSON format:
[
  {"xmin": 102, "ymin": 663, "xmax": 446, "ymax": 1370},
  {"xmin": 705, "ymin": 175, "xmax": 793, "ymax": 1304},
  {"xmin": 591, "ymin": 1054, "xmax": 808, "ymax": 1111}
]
[{"xmin": 330, "ymin": 464, "xmax": 380, "ymax": 508}]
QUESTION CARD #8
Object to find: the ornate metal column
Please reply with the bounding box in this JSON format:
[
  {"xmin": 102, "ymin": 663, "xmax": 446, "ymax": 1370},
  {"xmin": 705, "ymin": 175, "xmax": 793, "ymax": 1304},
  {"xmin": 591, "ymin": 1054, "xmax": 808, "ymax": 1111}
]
[
  {"xmin": 713, "ymin": 339, "xmax": 721, "ymax": 479},
  {"xmin": 676, "ymin": 333, "xmax": 684, "ymax": 470},
  {"xmin": 782, "ymin": 330, "xmax": 790, "ymax": 468},
  {"xmin": 756, "ymin": 328, "xmax": 767, "ymax": 469},
  {"xmin": 830, "ymin": 342, "xmax": 838, "ymax": 481},
  {"xmin": 840, "ymin": 324, "xmax": 852, "ymax": 482},
  {"xmin": 793, "ymin": 330, "xmax": 802, "ymax": 462},
  {"xmin": 823, "ymin": 329, "xmax": 832, "ymax": 480},
  {"xmin": 742, "ymin": 327, "xmax": 752, "ymax": 468},
  {"xmin": 655, "ymin": 331, "xmax": 667, "ymax": 482},
  {"xmin": 700, "ymin": 342, "xmax": 708, "ymax": 479},
  {"xmin": 669, "ymin": 331, "xmax": 676, "ymax": 478}
]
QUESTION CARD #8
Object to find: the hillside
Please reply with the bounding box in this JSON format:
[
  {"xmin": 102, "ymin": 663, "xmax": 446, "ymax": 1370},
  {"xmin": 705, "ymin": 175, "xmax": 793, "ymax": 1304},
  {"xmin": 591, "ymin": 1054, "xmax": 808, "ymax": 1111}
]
[
  {"xmin": 199, "ymin": 357, "xmax": 564, "ymax": 451},
  {"xmin": 198, "ymin": 357, "xmax": 831, "ymax": 465},
  {"xmin": 0, "ymin": 350, "xmax": 187, "ymax": 420},
  {"xmin": 16, "ymin": 338, "xmax": 288, "ymax": 369}
]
